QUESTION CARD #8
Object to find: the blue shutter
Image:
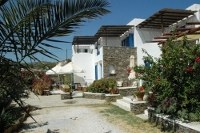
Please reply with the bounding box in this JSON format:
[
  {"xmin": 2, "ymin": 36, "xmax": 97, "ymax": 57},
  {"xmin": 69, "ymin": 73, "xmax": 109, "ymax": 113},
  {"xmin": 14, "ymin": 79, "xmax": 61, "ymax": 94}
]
[
  {"xmin": 95, "ymin": 65, "xmax": 98, "ymax": 80},
  {"xmin": 129, "ymin": 33, "xmax": 134, "ymax": 47},
  {"xmin": 126, "ymin": 37, "xmax": 129, "ymax": 47}
]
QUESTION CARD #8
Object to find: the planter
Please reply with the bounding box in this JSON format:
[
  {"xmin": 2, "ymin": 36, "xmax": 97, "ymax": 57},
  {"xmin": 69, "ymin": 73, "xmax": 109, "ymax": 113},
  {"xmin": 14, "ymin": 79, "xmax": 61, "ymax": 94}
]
[
  {"xmin": 137, "ymin": 91, "xmax": 145, "ymax": 101},
  {"xmin": 105, "ymin": 94, "xmax": 120, "ymax": 102}
]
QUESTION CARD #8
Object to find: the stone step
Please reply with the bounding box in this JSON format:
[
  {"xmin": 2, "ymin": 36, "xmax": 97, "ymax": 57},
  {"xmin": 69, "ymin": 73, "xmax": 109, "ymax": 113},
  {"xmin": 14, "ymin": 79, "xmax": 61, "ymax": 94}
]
[
  {"xmin": 116, "ymin": 98, "xmax": 131, "ymax": 110},
  {"xmin": 135, "ymin": 113, "xmax": 148, "ymax": 120},
  {"xmin": 122, "ymin": 95, "xmax": 137, "ymax": 101}
]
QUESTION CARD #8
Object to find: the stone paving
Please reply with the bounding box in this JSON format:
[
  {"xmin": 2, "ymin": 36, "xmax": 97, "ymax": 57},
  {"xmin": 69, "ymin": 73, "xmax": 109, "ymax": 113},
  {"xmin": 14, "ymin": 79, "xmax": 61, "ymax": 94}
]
[{"xmin": 23, "ymin": 91, "xmax": 105, "ymax": 108}]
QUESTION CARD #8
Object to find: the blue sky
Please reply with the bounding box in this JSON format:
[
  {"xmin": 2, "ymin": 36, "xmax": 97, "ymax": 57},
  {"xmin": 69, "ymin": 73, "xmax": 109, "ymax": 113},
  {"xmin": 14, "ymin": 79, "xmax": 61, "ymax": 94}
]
[{"xmin": 7, "ymin": 0, "xmax": 200, "ymax": 62}]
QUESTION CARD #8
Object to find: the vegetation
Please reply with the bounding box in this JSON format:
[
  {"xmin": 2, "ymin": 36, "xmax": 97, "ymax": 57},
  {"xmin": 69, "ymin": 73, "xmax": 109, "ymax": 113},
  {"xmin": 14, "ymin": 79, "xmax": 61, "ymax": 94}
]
[
  {"xmin": 88, "ymin": 103, "xmax": 161, "ymax": 133},
  {"xmin": 134, "ymin": 36, "xmax": 200, "ymax": 121},
  {"xmin": 88, "ymin": 77, "xmax": 117, "ymax": 93},
  {"xmin": 31, "ymin": 71, "xmax": 52, "ymax": 95},
  {"xmin": 0, "ymin": 0, "xmax": 110, "ymax": 132}
]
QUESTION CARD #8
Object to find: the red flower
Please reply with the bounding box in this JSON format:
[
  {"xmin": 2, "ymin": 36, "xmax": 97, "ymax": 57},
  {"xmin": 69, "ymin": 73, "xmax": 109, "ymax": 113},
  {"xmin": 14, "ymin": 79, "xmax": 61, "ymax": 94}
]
[
  {"xmin": 149, "ymin": 95, "xmax": 154, "ymax": 99},
  {"xmin": 195, "ymin": 57, "xmax": 200, "ymax": 62},
  {"xmin": 139, "ymin": 86, "xmax": 144, "ymax": 92},
  {"xmin": 126, "ymin": 68, "xmax": 131, "ymax": 74},
  {"xmin": 187, "ymin": 66, "xmax": 193, "ymax": 72}
]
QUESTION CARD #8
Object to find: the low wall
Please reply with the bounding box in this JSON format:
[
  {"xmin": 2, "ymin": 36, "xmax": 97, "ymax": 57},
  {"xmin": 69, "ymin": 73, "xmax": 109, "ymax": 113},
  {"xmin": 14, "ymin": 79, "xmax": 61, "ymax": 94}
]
[
  {"xmin": 61, "ymin": 92, "xmax": 71, "ymax": 100},
  {"xmin": 148, "ymin": 107, "xmax": 200, "ymax": 133},
  {"xmin": 130, "ymin": 101, "xmax": 148, "ymax": 115},
  {"xmin": 105, "ymin": 94, "xmax": 121, "ymax": 102},
  {"xmin": 84, "ymin": 92, "xmax": 105, "ymax": 100},
  {"xmin": 117, "ymin": 86, "xmax": 137, "ymax": 96}
]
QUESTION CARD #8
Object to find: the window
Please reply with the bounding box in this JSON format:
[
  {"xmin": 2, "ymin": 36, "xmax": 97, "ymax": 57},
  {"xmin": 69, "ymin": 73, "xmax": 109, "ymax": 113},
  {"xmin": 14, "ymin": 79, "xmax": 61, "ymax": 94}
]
[
  {"xmin": 121, "ymin": 33, "xmax": 134, "ymax": 47},
  {"xmin": 84, "ymin": 49, "xmax": 88, "ymax": 53},
  {"xmin": 97, "ymin": 51, "xmax": 100, "ymax": 55}
]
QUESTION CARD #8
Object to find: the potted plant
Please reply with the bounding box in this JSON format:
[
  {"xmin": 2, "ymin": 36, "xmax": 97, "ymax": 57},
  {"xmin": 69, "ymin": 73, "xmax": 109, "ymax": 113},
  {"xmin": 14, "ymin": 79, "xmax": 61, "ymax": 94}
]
[
  {"xmin": 107, "ymin": 78, "xmax": 117, "ymax": 94},
  {"xmin": 63, "ymin": 85, "xmax": 70, "ymax": 92},
  {"xmin": 133, "ymin": 86, "xmax": 145, "ymax": 101}
]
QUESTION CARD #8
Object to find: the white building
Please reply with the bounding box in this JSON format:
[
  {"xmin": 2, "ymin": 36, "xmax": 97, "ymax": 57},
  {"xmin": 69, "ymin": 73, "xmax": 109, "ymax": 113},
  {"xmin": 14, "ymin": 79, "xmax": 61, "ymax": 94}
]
[{"xmin": 72, "ymin": 4, "xmax": 200, "ymax": 86}]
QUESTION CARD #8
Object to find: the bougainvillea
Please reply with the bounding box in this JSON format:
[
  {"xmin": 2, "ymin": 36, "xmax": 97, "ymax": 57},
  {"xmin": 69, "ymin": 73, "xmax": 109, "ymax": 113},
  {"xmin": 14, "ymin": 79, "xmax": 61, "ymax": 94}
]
[
  {"xmin": 134, "ymin": 36, "xmax": 200, "ymax": 121},
  {"xmin": 31, "ymin": 71, "xmax": 52, "ymax": 95}
]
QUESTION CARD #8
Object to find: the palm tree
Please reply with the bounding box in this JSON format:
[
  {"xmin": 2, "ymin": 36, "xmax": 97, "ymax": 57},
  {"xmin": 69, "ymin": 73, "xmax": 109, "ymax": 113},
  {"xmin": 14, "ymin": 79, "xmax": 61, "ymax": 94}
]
[{"xmin": 0, "ymin": 0, "xmax": 110, "ymax": 131}]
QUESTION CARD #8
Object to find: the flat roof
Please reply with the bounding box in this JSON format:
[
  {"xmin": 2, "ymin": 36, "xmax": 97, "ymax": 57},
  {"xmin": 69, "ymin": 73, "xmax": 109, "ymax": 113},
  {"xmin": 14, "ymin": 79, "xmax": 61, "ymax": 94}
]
[
  {"xmin": 137, "ymin": 8, "xmax": 196, "ymax": 29},
  {"xmin": 94, "ymin": 25, "xmax": 134, "ymax": 37}
]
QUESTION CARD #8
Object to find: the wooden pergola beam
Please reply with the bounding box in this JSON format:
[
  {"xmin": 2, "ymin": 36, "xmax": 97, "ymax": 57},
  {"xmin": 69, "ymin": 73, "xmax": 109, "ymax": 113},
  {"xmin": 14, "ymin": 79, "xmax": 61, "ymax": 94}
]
[
  {"xmin": 175, "ymin": 28, "xmax": 193, "ymax": 31},
  {"xmin": 186, "ymin": 22, "xmax": 200, "ymax": 25},
  {"xmin": 162, "ymin": 32, "xmax": 179, "ymax": 36},
  {"xmin": 154, "ymin": 36, "xmax": 170, "ymax": 39}
]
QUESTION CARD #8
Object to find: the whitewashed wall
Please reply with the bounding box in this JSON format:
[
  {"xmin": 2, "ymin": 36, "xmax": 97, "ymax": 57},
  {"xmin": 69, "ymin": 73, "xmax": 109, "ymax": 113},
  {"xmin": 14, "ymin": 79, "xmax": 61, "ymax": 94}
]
[
  {"xmin": 137, "ymin": 43, "xmax": 161, "ymax": 65},
  {"xmin": 134, "ymin": 27, "xmax": 162, "ymax": 65},
  {"xmin": 72, "ymin": 45, "xmax": 95, "ymax": 85}
]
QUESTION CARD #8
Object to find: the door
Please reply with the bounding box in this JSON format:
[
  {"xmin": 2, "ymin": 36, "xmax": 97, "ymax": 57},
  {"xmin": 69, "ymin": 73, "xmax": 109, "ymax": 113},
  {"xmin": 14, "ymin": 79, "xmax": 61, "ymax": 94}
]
[{"xmin": 95, "ymin": 65, "xmax": 98, "ymax": 80}]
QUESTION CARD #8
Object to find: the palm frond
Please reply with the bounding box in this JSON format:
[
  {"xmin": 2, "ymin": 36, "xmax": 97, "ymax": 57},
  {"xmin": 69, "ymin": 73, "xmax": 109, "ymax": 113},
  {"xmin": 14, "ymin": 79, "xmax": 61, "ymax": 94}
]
[{"xmin": 0, "ymin": 0, "xmax": 110, "ymax": 61}]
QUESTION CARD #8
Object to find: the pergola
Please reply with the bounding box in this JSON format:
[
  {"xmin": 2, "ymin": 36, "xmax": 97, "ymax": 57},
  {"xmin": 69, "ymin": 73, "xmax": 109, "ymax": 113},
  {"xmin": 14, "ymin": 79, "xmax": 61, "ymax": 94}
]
[
  {"xmin": 72, "ymin": 36, "xmax": 98, "ymax": 45},
  {"xmin": 72, "ymin": 25, "xmax": 134, "ymax": 45},
  {"xmin": 137, "ymin": 8, "xmax": 200, "ymax": 44},
  {"xmin": 94, "ymin": 25, "xmax": 133, "ymax": 37}
]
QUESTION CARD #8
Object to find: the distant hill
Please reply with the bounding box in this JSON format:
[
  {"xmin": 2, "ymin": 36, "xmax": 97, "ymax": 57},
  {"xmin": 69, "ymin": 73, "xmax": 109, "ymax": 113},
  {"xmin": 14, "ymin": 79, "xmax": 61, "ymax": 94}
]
[{"xmin": 27, "ymin": 59, "xmax": 71, "ymax": 70}]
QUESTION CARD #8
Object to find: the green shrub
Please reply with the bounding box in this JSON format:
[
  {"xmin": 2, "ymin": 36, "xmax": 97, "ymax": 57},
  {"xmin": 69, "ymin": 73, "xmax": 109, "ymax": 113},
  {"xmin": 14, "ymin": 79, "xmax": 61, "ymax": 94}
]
[{"xmin": 88, "ymin": 78, "xmax": 117, "ymax": 93}]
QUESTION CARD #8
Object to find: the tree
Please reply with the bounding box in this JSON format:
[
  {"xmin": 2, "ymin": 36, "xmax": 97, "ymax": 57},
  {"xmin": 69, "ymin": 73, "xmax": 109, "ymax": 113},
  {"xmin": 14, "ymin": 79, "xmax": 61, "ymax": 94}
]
[
  {"xmin": 134, "ymin": 36, "xmax": 200, "ymax": 121},
  {"xmin": 0, "ymin": 0, "xmax": 110, "ymax": 131}
]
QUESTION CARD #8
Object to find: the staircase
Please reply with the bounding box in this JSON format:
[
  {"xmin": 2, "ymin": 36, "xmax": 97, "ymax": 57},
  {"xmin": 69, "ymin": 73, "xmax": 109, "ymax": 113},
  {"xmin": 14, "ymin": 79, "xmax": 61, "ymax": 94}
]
[{"xmin": 111, "ymin": 95, "xmax": 148, "ymax": 120}]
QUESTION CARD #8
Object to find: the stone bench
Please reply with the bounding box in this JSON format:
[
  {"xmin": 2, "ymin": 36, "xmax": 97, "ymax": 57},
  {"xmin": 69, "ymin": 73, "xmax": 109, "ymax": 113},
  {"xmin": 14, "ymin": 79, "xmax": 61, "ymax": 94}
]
[{"xmin": 105, "ymin": 94, "xmax": 121, "ymax": 102}]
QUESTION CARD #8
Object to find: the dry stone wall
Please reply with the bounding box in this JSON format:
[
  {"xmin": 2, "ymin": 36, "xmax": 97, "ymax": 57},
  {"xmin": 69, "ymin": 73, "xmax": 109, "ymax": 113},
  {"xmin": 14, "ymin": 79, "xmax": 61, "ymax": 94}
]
[{"xmin": 103, "ymin": 46, "xmax": 137, "ymax": 85}]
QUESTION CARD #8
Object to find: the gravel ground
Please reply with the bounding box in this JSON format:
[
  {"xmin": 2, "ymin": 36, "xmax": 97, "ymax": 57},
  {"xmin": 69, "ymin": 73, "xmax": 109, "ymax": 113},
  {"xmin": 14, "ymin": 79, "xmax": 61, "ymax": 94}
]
[
  {"xmin": 18, "ymin": 92, "xmax": 128, "ymax": 133},
  {"xmin": 19, "ymin": 106, "xmax": 127, "ymax": 133}
]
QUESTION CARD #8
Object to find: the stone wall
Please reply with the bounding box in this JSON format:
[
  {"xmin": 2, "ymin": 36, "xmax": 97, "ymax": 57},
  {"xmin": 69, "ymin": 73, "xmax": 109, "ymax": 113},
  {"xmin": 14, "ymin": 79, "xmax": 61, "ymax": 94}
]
[
  {"xmin": 103, "ymin": 46, "xmax": 137, "ymax": 85},
  {"xmin": 148, "ymin": 107, "xmax": 200, "ymax": 133},
  {"xmin": 130, "ymin": 101, "xmax": 148, "ymax": 115},
  {"xmin": 84, "ymin": 92, "xmax": 105, "ymax": 100},
  {"xmin": 117, "ymin": 87, "xmax": 137, "ymax": 96}
]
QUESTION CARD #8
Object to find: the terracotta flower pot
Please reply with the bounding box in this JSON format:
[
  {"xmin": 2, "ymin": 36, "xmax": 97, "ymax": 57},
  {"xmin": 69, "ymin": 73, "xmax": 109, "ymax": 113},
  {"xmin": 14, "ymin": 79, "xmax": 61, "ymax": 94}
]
[
  {"xmin": 110, "ymin": 88, "xmax": 116, "ymax": 94},
  {"xmin": 83, "ymin": 87, "xmax": 88, "ymax": 92},
  {"xmin": 137, "ymin": 91, "xmax": 145, "ymax": 101}
]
